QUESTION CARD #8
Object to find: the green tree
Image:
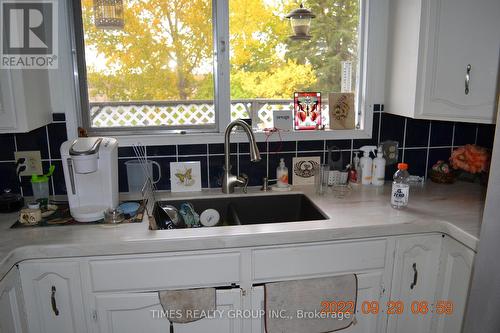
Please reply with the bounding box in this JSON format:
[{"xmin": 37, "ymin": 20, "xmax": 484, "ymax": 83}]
[{"xmin": 284, "ymin": 0, "xmax": 359, "ymax": 93}]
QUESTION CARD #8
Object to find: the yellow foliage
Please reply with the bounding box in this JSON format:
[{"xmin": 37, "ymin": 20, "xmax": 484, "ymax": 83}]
[{"xmin": 231, "ymin": 60, "xmax": 317, "ymax": 99}]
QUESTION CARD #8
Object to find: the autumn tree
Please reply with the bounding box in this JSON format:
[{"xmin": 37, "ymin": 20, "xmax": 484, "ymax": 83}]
[
  {"xmin": 82, "ymin": 0, "xmax": 359, "ymax": 102},
  {"xmin": 82, "ymin": 0, "xmax": 213, "ymax": 101}
]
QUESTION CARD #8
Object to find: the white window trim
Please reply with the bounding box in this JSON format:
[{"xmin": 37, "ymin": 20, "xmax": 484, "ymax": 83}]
[{"xmin": 61, "ymin": 0, "xmax": 388, "ymax": 146}]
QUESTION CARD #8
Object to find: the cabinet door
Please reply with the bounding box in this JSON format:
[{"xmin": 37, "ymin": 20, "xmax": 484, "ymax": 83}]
[
  {"xmin": 432, "ymin": 237, "xmax": 475, "ymax": 333},
  {"xmin": 251, "ymin": 272, "xmax": 385, "ymax": 333},
  {"xmin": 19, "ymin": 262, "xmax": 88, "ymax": 333},
  {"xmin": 94, "ymin": 289, "xmax": 242, "ymax": 333},
  {"xmin": 0, "ymin": 70, "xmax": 17, "ymax": 131},
  {"xmin": 0, "ymin": 267, "xmax": 28, "ymax": 333},
  {"xmin": 388, "ymin": 235, "xmax": 442, "ymax": 333},
  {"xmin": 421, "ymin": 0, "xmax": 500, "ymax": 122}
]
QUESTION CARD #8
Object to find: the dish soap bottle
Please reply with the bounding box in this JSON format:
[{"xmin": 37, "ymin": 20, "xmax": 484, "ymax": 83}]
[
  {"xmin": 391, "ymin": 163, "xmax": 410, "ymax": 209},
  {"xmin": 276, "ymin": 158, "xmax": 289, "ymax": 188},
  {"xmin": 372, "ymin": 146, "xmax": 386, "ymax": 186},
  {"xmin": 359, "ymin": 146, "xmax": 377, "ymax": 185}
]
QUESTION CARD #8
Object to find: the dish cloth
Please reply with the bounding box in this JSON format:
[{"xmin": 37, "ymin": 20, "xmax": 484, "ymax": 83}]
[
  {"xmin": 265, "ymin": 274, "xmax": 357, "ymax": 333},
  {"xmin": 159, "ymin": 288, "xmax": 216, "ymax": 333}
]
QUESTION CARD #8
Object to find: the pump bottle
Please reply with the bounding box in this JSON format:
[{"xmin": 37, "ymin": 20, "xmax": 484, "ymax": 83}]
[
  {"xmin": 372, "ymin": 146, "xmax": 386, "ymax": 186},
  {"xmin": 276, "ymin": 158, "xmax": 289, "ymax": 188},
  {"xmin": 359, "ymin": 146, "xmax": 377, "ymax": 185}
]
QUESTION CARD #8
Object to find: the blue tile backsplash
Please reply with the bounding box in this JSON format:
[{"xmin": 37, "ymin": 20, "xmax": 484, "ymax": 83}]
[{"xmin": 0, "ymin": 106, "xmax": 496, "ymax": 196}]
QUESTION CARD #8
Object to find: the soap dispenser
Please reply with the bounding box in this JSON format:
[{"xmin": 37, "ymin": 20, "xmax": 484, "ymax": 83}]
[
  {"xmin": 359, "ymin": 146, "xmax": 377, "ymax": 185},
  {"xmin": 372, "ymin": 146, "xmax": 386, "ymax": 186},
  {"xmin": 276, "ymin": 158, "xmax": 289, "ymax": 188}
]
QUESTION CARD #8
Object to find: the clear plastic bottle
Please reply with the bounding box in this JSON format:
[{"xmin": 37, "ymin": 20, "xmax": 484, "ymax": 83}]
[{"xmin": 391, "ymin": 163, "xmax": 410, "ymax": 209}]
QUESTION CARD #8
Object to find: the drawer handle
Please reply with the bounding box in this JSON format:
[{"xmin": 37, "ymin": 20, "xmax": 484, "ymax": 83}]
[
  {"xmin": 410, "ymin": 263, "xmax": 418, "ymax": 290},
  {"xmin": 465, "ymin": 64, "xmax": 471, "ymax": 95},
  {"xmin": 51, "ymin": 286, "xmax": 60, "ymax": 316}
]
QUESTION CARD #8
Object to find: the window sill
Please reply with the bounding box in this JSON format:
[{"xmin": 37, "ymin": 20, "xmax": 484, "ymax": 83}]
[{"xmin": 115, "ymin": 127, "xmax": 372, "ymax": 146}]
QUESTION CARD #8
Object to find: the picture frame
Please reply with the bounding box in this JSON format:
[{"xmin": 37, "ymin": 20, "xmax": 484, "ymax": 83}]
[
  {"xmin": 292, "ymin": 156, "xmax": 321, "ymax": 185},
  {"xmin": 294, "ymin": 92, "xmax": 322, "ymax": 130},
  {"xmin": 329, "ymin": 92, "xmax": 355, "ymax": 130},
  {"xmin": 170, "ymin": 161, "xmax": 202, "ymax": 192}
]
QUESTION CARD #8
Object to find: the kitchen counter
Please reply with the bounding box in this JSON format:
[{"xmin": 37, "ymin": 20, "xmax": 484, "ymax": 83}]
[{"xmin": 0, "ymin": 182, "xmax": 485, "ymax": 281}]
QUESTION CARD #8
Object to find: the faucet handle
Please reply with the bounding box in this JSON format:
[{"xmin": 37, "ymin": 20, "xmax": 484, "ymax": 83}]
[{"xmin": 238, "ymin": 173, "xmax": 249, "ymax": 193}]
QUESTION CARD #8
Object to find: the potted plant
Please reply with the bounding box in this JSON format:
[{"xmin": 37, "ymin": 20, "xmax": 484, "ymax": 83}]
[{"xmin": 429, "ymin": 160, "xmax": 455, "ymax": 184}]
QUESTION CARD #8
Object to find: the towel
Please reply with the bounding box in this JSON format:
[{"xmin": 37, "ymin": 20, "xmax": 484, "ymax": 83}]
[
  {"xmin": 159, "ymin": 288, "xmax": 216, "ymax": 332},
  {"xmin": 264, "ymin": 274, "xmax": 357, "ymax": 333}
]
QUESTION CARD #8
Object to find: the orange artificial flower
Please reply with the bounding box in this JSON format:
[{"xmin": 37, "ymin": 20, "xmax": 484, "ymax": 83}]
[{"xmin": 449, "ymin": 144, "xmax": 490, "ymax": 174}]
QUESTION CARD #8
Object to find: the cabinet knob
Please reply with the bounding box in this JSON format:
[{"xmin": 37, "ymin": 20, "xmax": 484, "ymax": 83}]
[
  {"xmin": 465, "ymin": 64, "xmax": 471, "ymax": 95},
  {"xmin": 51, "ymin": 286, "xmax": 60, "ymax": 316}
]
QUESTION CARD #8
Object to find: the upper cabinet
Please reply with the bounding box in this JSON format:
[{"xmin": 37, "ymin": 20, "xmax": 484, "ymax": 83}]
[
  {"xmin": 0, "ymin": 69, "xmax": 52, "ymax": 133},
  {"xmin": 385, "ymin": 0, "xmax": 500, "ymax": 124}
]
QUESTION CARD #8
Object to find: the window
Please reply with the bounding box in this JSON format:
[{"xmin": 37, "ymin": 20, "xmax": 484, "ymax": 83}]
[
  {"xmin": 228, "ymin": 0, "xmax": 360, "ymax": 130},
  {"xmin": 74, "ymin": 0, "xmax": 369, "ymax": 137}
]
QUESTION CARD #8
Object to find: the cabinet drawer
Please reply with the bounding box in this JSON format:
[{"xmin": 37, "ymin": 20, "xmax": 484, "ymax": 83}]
[
  {"xmin": 89, "ymin": 252, "xmax": 240, "ymax": 292},
  {"xmin": 252, "ymin": 239, "xmax": 387, "ymax": 281}
]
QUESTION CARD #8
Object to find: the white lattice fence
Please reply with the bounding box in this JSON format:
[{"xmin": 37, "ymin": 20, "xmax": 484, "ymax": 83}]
[
  {"xmin": 89, "ymin": 99, "xmax": 329, "ymax": 128},
  {"xmin": 90, "ymin": 103, "xmax": 216, "ymax": 127}
]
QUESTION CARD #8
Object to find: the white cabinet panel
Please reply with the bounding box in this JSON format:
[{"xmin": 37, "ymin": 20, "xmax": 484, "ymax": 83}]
[
  {"xmin": 421, "ymin": 0, "xmax": 500, "ymax": 122},
  {"xmin": 19, "ymin": 261, "xmax": 88, "ymax": 333},
  {"xmin": 251, "ymin": 272, "xmax": 385, "ymax": 333},
  {"xmin": 0, "ymin": 69, "xmax": 52, "ymax": 133},
  {"xmin": 0, "ymin": 267, "xmax": 27, "ymax": 333},
  {"xmin": 89, "ymin": 251, "xmax": 240, "ymax": 292},
  {"xmin": 388, "ymin": 235, "xmax": 442, "ymax": 333},
  {"xmin": 252, "ymin": 240, "xmax": 387, "ymax": 282},
  {"xmin": 432, "ymin": 237, "xmax": 475, "ymax": 333},
  {"xmin": 0, "ymin": 70, "xmax": 17, "ymax": 131},
  {"xmin": 94, "ymin": 289, "xmax": 242, "ymax": 333},
  {"xmin": 386, "ymin": 0, "xmax": 500, "ymax": 123}
]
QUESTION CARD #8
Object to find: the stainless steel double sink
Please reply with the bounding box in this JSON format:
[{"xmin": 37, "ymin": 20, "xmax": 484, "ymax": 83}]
[{"xmin": 153, "ymin": 194, "xmax": 328, "ymax": 229}]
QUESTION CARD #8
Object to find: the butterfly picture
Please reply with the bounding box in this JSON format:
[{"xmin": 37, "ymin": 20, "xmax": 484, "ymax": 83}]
[
  {"xmin": 170, "ymin": 162, "xmax": 202, "ymax": 192},
  {"xmin": 175, "ymin": 168, "xmax": 194, "ymax": 186}
]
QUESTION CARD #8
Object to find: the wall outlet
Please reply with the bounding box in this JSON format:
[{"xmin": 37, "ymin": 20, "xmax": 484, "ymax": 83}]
[{"xmin": 15, "ymin": 151, "xmax": 43, "ymax": 176}]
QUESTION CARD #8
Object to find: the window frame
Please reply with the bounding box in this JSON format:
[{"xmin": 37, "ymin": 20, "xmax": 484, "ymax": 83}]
[{"xmin": 70, "ymin": 0, "xmax": 388, "ymax": 145}]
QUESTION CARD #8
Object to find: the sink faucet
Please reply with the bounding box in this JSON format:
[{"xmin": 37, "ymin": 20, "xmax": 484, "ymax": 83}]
[{"xmin": 222, "ymin": 119, "xmax": 261, "ymax": 193}]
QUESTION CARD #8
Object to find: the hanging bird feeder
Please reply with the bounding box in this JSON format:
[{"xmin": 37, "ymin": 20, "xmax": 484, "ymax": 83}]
[
  {"xmin": 285, "ymin": 4, "xmax": 316, "ymax": 40},
  {"xmin": 93, "ymin": 0, "xmax": 124, "ymax": 29}
]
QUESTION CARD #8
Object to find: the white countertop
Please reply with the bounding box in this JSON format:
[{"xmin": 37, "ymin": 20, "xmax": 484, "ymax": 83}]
[{"xmin": 0, "ymin": 182, "xmax": 485, "ymax": 281}]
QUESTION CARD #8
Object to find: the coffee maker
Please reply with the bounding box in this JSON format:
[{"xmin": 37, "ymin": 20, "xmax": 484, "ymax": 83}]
[{"xmin": 60, "ymin": 137, "xmax": 118, "ymax": 222}]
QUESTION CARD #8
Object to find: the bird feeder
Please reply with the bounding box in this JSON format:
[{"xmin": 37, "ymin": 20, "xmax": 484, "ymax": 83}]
[
  {"xmin": 285, "ymin": 4, "xmax": 316, "ymax": 40},
  {"xmin": 93, "ymin": 0, "xmax": 124, "ymax": 29}
]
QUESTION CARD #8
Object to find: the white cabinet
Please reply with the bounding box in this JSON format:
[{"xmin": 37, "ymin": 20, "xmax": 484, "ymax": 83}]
[
  {"xmin": 0, "ymin": 70, "xmax": 18, "ymax": 131},
  {"xmin": 19, "ymin": 261, "xmax": 88, "ymax": 333},
  {"xmin": 432, "ymin": 237, "xmax": 475, "ymax": 333},
  {"xmin": 93, "ymin": 288, "xmax": 242, "ymax": 333},
  {"xmin": 385, "ymin": 0, "xmax": 500, "ymax": 124},
  {"xmin": 9, "ymin": 233, "xmax": 474, "ymax": 333},
  {"xmin": 388, "ymin": 235, "xmax": 442, "ymax": 333},
  {"xmin": 0, "ymin": 267, "xmax": 28, "ymax": 333},
  {"xmin": 0, "ymin": 69, "xmax": 52, "ymax": 133},
  {"xmin": 251, "ymin": 272, "xmax": 386, "ymax": 333}
]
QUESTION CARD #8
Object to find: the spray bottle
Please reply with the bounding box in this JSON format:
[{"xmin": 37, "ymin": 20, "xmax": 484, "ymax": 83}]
[{"xmin": 359, "ymin": 146, "xmax": 377, "ymax": 185}]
